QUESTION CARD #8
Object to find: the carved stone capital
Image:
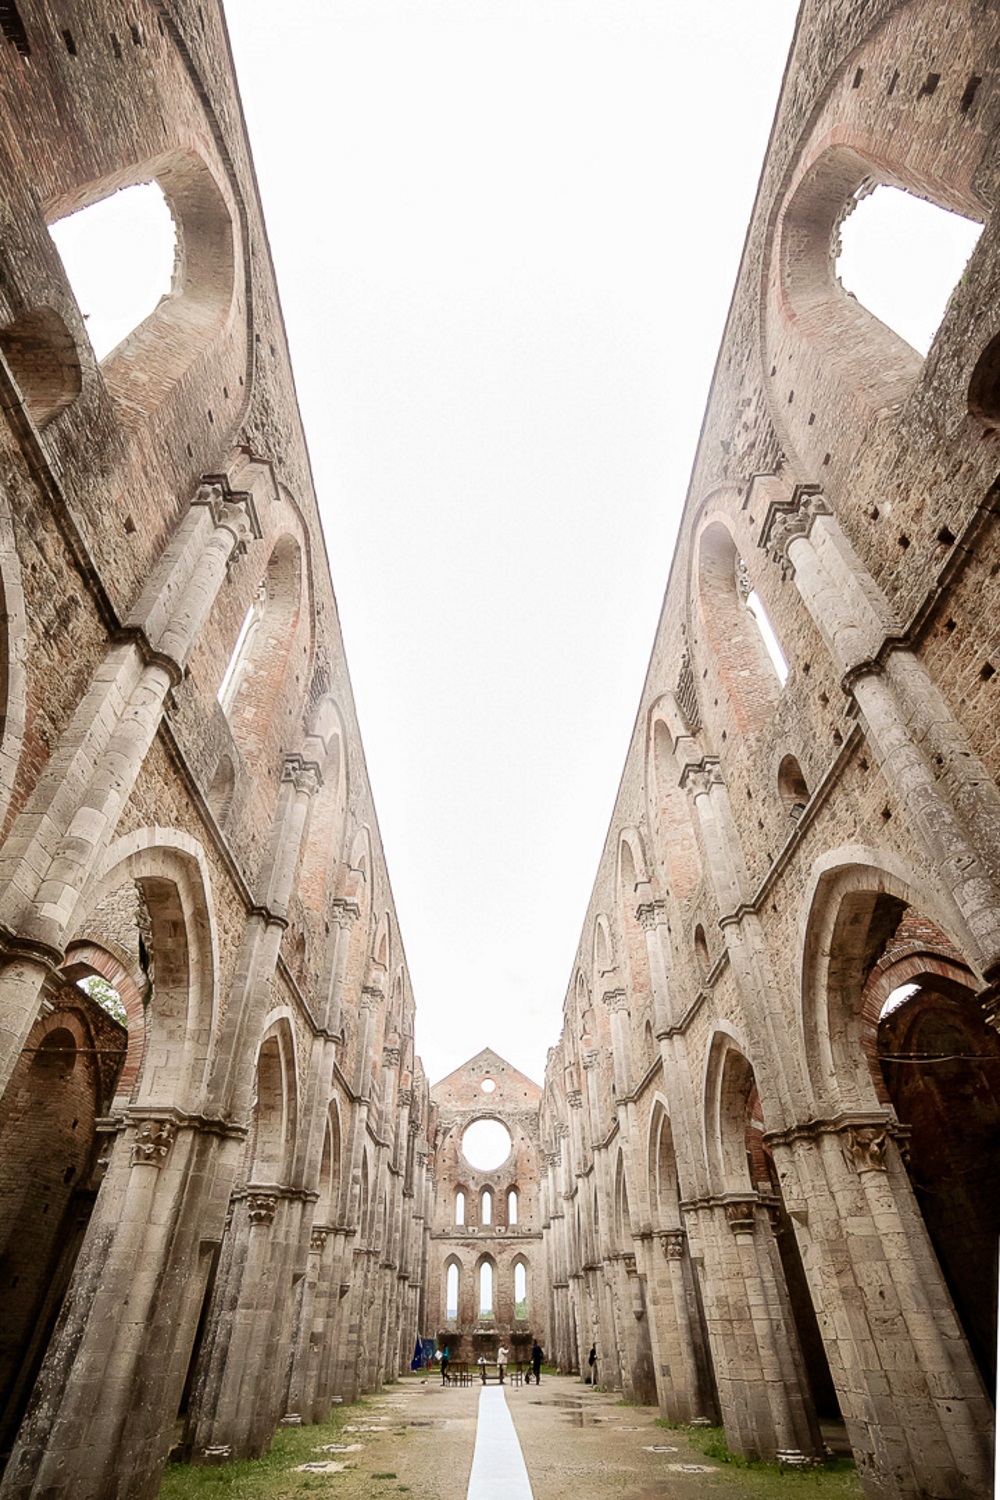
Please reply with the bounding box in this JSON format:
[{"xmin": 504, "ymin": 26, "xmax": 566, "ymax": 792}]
[
  {"xmin": 131, "ymin": 1118, "xmax": 177, "ymax": 1167},
  {"xmin": 247, "ymin": 1192, "xmax": 279, "ymax": 1226},
  {"xmin": 383, "ymin": 1045, "xmax": 401, "ymax": 1069},
  {"xmin": 680, "ymin": 757, "xmax": 723, "ymax": 799},
  {"xmin": 636, "ymin": 900, "xmax": 668, "ymax": 931},
  {"xmin": 281, "ymin": 754, "xmax": 323, "ymax": 797},
  {"xmin": 360, "ymin": 985, "xmax": 383, "ymax": 1010},
  {"xmin": 566, "ymin": 1089, "xmax": 584, "ymax": 1109},
  {"xmin": 603, "ymin": 988, "xmax": 629, "ymax": 1015},
  {"xmin": 397, "ymin": 1087, "xmax": 413, "ymax": 1108},
  {"xmin": 310, "ymin": 1226, "xmax": 329, "ymax": 1253},
  {"xmin": 843, "ymin": 1125, "xmax": 889, "ymax": 1174},
  {"xmin": 724, "ymin": 1201, "xmax": 756, "ymax": 1235},
  {"xmin": 759, "ymin": 484, "xmax": 830, "ymax": 577},
  {"xmin": 328, "ymin": 897, "xmax": 362, "ymax": 930},
  {"xmin": 582, "ymin": 1051, "xmax": 600, "ymax": 1070},
  {"xmin": 660, "ymin": 1229, "xmax": 686, "ymax": 1260},
  {"xmin": 194, "ymin": 477, "xmax": 263, "ymax": 563},
  {"xmin": 621, "ymin": 1252, "xmax": 637, "ymax": 1276}
]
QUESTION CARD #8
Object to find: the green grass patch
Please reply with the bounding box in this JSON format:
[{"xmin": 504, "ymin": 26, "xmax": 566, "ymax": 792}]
[
  {"xmin": 157, "ymin": 1403, "xmax": 370, "ymax": 1498},
  {"xmin": 654, "ymin": 1422, "xmax": 862, "ymax": 1495}
]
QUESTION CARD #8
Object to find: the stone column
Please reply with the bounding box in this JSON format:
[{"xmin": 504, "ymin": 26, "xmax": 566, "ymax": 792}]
[
  {"xmin": 762, "ymin": 486, "xmax": 1000, "ymax": 994},
  {"xmin": 0, "ymin": 482, "xmax": 261, "ymax": 1095},
  {"xmin": 209, "ymin": 753, "xmax": 323, "ymax": 1121},
  {"xmin": 686, "ymin": 1197, "xmax": 821, "ymax": 1463},
  {"xmin": 767, "ymin": 1116, "xmax": 993, "ymax": 1499},
  {"xmin": 647, "ymin": 1227, "xmax": 715, "ymax": 1423},
  {"xmin": 680, "ymin": 758, "xmax": 810, "ymax": 1119},
  {"xmin": 636, "ymin": 896, "xmax": 674, "ymax": 1032},
  {"xmin": 1, "ymin": 1113, "xmax": 244, "ymax": 1500},
  {"xmin": 186, "ymin": 1190, "xmax": 288, "ymax": 1460},
  {"xmin": 322, "ymin": 898, "xmax": 361, "ymax": 1037}
]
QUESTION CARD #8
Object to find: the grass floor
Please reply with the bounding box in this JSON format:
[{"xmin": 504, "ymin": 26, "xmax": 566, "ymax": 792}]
[
  {"xmin": 655, "ymin": 1421, "xmax": 864, "ymax": 1499},
  {"xmin": 157, "ymin": 1394, "xmax": 864, "ymax": 1500},
  {"xmin": 156, "ymin": 1401, "xmax": 407, "ymax": 1500}
]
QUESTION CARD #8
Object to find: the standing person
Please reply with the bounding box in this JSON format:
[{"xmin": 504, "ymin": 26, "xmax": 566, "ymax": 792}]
[
  {"xmin": 588, "ymin": 1344, "xmax": 597, "ymax": 1386},
  {"xmin": 441, "ymin": 1345, "xmax": 450, "ymax": 1384},
  {"xmin": 530, "ymin": 1340, "xmax": 543, "ymax": 1385},
  {"xmin": 478, "ymin": 1354, "xmax": 488, "ymax": 1384},
  {"xmin": 497, "ymin": 1344, "xmax": 509, "ymax": 1384}
]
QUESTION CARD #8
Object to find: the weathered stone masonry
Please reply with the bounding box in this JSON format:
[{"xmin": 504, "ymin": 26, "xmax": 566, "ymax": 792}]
[
  {"xmin": 538, "ymin": 3, "xmax": 1000, "ymax": 1499},
  {"xmin": 2, "ymin": 3, "xmax": 1000, "ymax": 1500},
  {"xmin": 0, "ymin": 5, "xmax": 434, "ymax": 1498}
]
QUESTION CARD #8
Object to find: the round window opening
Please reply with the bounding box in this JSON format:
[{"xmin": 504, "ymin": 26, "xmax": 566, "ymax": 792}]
[
  {"xmin": 461, "ymin": 1118, "xmax": 512, "ymax": 1171},
  {"xmin": 480, "ymin": 1077, "xmax": 496, "ymax": 1094}
]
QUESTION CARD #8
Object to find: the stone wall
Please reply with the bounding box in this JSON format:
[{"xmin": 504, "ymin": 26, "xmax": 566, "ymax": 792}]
[
  {"xmin": 0, "ymin": 4, "xmax": 434, "ymax": 1497},
  {"xmin": 538, "ymin": 2, "xmax": 1000, "ymax": 1497},
  {"xmin": 428, "ymin": 1049, "xmax": 546, "ymax": 1366}
]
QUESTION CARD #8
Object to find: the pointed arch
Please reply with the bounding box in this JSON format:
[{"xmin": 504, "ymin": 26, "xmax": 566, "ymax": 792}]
[
  {"xmin": 316, "ymin": 1100, "xmax": 342, "ymax": 1224},
  {"xmin": 703, "ymin": 1026, "xmax": 759, "ymax": 1195},
  {"xmin": 648, "ymin": 1099, "xmax": 681, "ymax": 1227},
  {"xmin": 45, "ymin": 148, "xmax": 239, "ymax": 425},
  {"xmin": 221, "ymin": 532, "xmax": 306, "ymax": 760},
  {"xmin": 593, "ymin": 913, "xmax": 615, "ymax": 977},
  {"xmin": 445, "ymin": 1256, "xmax": 461, "ymax": 1321},
  {"xmin": 798, "ymin": 846, "xmax": 977, "ymax": 1115},
  {"xmin": 646, "ymin": 698, "xmax": 703, "ymax": 904},
  {"xmin": 248, "ymin": 1012, "xmax": 298, "ymax": 1186},
  {"xmin": 83, "ymin": 828, "xmax": 219, "ymax": 1114},
  {"xmin": 694, "ymin": 516, "xmax": 785, "ymax": 734}
]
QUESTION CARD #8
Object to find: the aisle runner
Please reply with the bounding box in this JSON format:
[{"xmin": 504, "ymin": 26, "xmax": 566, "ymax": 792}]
[{"xmin": 466, "ymin": 1385, "xmax": 534, "ymax": 1499}]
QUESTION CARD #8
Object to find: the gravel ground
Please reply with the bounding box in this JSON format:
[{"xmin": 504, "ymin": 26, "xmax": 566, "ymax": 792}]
[
  {"xmin": 159, "ymin": 1374, "xmax": 861, "ymax": 1500},
  {"xmin": 289, "ymin": 1373, "xmax": 846, "ymax": 1500}
]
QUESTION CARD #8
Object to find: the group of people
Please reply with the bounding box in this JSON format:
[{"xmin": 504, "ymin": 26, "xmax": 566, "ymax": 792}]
[
  {"xmin": 421, "ymin": 1339, "xmax": 597, "ymax": 1388},
  {"xmin": 429, "ymin": 1339, "xmax": 544, "ymax": 1384}
]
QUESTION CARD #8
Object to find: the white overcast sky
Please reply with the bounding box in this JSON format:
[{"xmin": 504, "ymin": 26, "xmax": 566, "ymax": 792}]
[
  {"xmin": 218, "ymin": 0, "xmax": 803, "ymax": 1088},
  {"xmin": 51, "ymin": 3, "xmax": 983, "ymax": 1089}
]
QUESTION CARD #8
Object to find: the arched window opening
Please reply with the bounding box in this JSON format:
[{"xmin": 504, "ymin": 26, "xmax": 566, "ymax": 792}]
[
  {"xmin": 479, "ymin": 1262, "xmax": 493, "ymax": 1318},
  {"xmin": 507, "ymin": 1188, "xmax": 518, "ymax": 1226},
  {"xmin": 75, "ymin": 973, "xmax": 127, "ymax": 1028},
  {"xmin": 249, "ymin": 1035, "xmax": 287, "ymax": 1184},
  {"xmin": 217, "ymin": 581, "xmax": 266, "ymax": 713},
  {"xmin": 969, "ymin": 332, "xmax": 1000, "ymax": 427},
  {"xmin": 220, "ymin": 536, "xmax": 305, "ymax": 758},
  {"xmin": 49, "ymin": 183, "xmax": 176, "ymax": 362},
  {"xmin": 694, "ymin": 924, "xmax": 711, "ymax": 981},
  {"xmin": 594, "ymin": 916, "xmax": 613, "ymax": 975},
  {"xmin": 31, "ymin": 1026, "xmax": 78, "ymax": 1078},
  {"xmin": 446, "ymin": 1262, "xmax": 459, "ymax": 1320},
  {"xmin": 836, "ymin": 185, "xmax": 982, "ymax": 357},
  {"xmin": 455, "ymin": 1190, "xmax": 465, "ymax": 1227},
  {"xmin": 514, "ymin": 1262, "xmax": 528, "ymax": 1320},
  {"xmin": 712, "ymin": 1037, "xmax": 839, "ymax": 1419},
  {"xmin": 740, "ymin": 566, "xmax": 789, "ymax": 687},
  {"xmin": 875, "ymin": 976, "xmax": 1000, "ymax": 1388},
  {"xmin": 777, "ymin": 754, "xmax": 810, "ymax": 821},
  {"xmin": 481, "ymin": 1188, "xmax": 493, "ymax": 1226},
  {"xmin": 0, "ymin": 307, "xmax": 81, "ymax": 426},
  {"xmin": 697, "ymin": 524, "xmax": 785, "ymax": 732}
]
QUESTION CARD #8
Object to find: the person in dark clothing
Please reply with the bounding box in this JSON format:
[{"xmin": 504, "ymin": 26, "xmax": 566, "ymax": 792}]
[
  {"xmin": 587, "ymin": 1344, "xmax": 597, "ymax": 1385},
  {"xmin": 530, "ymin": 1341, "xmax": 543, "ymax": 1384}
]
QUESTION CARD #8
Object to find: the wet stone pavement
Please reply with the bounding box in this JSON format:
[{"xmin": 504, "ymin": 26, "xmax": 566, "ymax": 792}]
[{"xmin": 295, "ymin": 1373, "xmax": 860, "ymax": 1500}]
